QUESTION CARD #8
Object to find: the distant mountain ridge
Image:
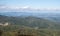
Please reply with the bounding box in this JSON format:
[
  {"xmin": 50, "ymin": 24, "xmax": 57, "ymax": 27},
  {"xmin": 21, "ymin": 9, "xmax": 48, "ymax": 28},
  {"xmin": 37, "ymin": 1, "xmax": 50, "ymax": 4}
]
[
  {"xmin": 0, "ymin": 12, "xmax": 60, "ymax": 17},
  {"xmin": 0, "ymin": 12, "xmax": 60, "ymax": 22}
]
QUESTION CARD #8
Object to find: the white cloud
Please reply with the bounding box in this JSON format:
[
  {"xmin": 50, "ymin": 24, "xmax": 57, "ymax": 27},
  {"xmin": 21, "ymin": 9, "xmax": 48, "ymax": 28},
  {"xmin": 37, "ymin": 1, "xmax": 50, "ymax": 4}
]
[
  {"xmin": 22, "ymin": 6, "xmax": 30, "ymax": 9},
  {"xmin": 0, "ymin": 6, "xmax": 7, "ymax": 9},
  {"xmin": 0, "ymin": 5, "xmax": 60, "ymax": 12},
  {"xmin": 7, "ymin": 6, "xmax": 20, "ymax": 9}
]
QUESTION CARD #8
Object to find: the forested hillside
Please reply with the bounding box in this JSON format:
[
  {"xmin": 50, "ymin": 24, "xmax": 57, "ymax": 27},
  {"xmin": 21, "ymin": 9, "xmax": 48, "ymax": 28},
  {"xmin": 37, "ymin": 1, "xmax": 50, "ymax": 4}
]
[
  {"xmin": 0, "ymin": 15, "xmax": 60, "ymax": 29},
  {"xmin": 0, "ymin": 15, "xmax": 60, "ymax": 36}
]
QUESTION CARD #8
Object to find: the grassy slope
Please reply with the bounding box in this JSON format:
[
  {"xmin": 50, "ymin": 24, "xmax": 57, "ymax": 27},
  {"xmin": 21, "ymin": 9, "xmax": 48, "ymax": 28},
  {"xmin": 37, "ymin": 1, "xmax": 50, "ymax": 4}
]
[{"xmin": 1, "ymin": 26, "xmax": 60, "ymax": 36}]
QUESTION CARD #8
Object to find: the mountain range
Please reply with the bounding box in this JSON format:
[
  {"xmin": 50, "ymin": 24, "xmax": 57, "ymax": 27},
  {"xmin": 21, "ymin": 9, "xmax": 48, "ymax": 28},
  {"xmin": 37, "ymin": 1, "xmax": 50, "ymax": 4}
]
[
  {"xmin": 0, "ymin": 12, "xmax": 60, "ymax": 36},
  {"xmin": 0, "ymin": 12, "xmax": 60, "ymax": 22},
  {"xmin": 0, "ymin": 12, "xmax": 60, "ymax": 30}
]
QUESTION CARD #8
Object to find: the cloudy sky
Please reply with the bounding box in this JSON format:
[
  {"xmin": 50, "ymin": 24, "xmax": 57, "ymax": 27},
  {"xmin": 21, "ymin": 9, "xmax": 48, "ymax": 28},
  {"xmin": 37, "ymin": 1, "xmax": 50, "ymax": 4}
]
[{"xmin": 0, "ymin": 0, "xmax": 60, "ymax": 12}]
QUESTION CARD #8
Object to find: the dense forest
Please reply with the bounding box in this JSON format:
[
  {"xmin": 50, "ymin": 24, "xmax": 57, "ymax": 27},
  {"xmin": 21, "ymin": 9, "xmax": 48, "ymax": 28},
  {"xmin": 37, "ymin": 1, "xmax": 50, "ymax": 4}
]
[{"xmin": 0, "ymin": 15, "xmax": 60, "ymax": 36}]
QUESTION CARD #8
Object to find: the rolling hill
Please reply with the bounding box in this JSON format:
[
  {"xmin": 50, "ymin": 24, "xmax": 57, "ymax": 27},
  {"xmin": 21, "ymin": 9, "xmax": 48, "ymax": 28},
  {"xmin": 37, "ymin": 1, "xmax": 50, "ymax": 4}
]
[{"xmin": 0, "ymin": 15, "xmax": 60, "ymax": 30}]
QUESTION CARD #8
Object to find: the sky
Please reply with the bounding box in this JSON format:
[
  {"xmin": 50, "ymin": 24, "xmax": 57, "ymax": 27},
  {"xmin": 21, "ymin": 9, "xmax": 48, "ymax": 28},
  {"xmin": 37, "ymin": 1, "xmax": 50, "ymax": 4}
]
[{"xmin": 0, "ymin": 0, "xmax": 60, "ymax": 12}]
